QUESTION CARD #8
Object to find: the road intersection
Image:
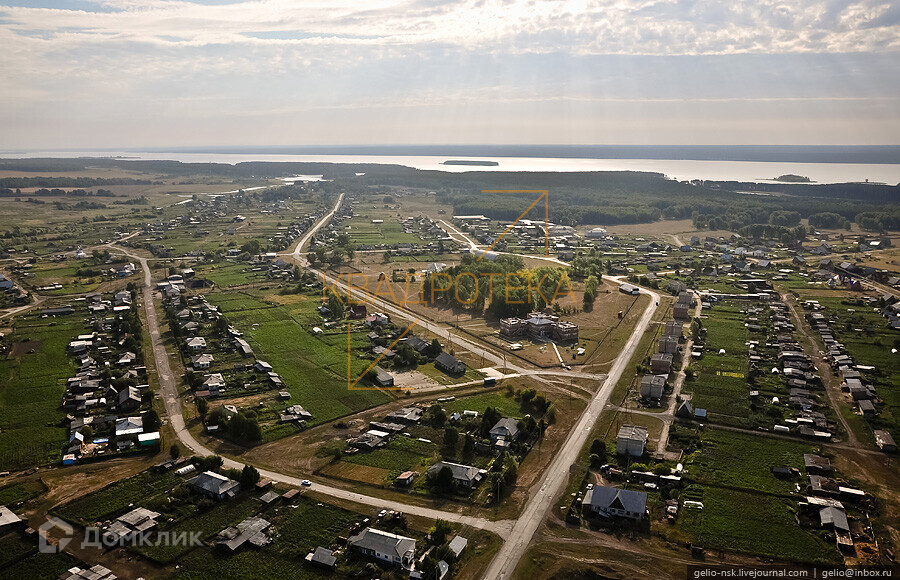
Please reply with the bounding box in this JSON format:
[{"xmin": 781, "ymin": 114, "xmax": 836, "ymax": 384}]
[{"xmin": 126, "ymin": 192, "xmax": 661, "ymax": 578}]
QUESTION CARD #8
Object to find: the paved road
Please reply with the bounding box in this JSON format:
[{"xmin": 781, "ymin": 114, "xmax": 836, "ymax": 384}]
[
  {"xmin": 114, "ymin": 207, "xmax": 515, "ymax": 537},
  {"xmin": 123, "ymin": 193, "xmax": 660, "ymax": 576},
  {"xmin": 481, "ymin": 281, "xmax": 660, "ymax": 579}
]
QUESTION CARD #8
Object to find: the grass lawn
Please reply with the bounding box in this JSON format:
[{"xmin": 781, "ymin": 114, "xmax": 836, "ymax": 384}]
[
  {"xmin": 0, "ymin": 480, "xmax": 47, "ymax": 506},
  {"xmin": 441, "ymin": 391, "xmax": 524, "ymax": 418}
]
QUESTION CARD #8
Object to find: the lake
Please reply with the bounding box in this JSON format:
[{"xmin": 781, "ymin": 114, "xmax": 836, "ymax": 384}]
[{"xmin": 2, "ymin": 150, "xmax": 899, "ymax": 185}]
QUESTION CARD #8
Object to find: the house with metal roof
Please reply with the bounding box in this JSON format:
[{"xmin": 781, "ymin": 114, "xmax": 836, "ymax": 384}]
[
  {"xmin": 434, "ymin": 352, "xmax": 466, "ymax": 375},
  {"xmin": 348, "ymin": 527, "xmax": 416, "ymax": 569},
  {"xmin": 188, "ymin": 471, "xmax": 240, "ymax": 500},
  {"xmin": 582, "ymin": 485, "xmax": 648, "ymax": 519},
  {"xmin": 616, "ymin": 425, "xmax": 648, "ymax": 457},
  {"xmin": 427, "ymin": 461, "xmax": 485, "ymax": 488}
]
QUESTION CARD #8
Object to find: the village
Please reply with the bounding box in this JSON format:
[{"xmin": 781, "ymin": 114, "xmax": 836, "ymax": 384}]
[{"xmin": 0, "ymin": 174, "xmax": 898, "ymax": 580}]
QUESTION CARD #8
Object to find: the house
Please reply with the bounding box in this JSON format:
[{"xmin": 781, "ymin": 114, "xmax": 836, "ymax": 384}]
[
  {"xmin": 0, "ymin": 506, "xmax": 23, "ymax": 534},
  {"xmin": 658, "ymin": 336, "xmax": 678, "ymax": 354},
  {"xmin": 114, "ymin": 291, "xmax": 132, "ymax": 307},
  {"xmin": 348, "ymin": 527, "xmax": 416, "ymax": 569},
  {"xmin": 186, "ymin": 337, "xmax": 206, "ymax": 351},
  {"xmin": 59, "ymin": 565, "xmax": 117, "ymax": 580},
  {"xmin": 874, "ymin": 429, "xmax": 897, "ymax": 452},
  {"xmin": 434, "ymin": 352, "xmax": 466, "ymax": 375},
  {"xmin": 365, "ymin": 313, "xmax": 390, "ymax": 326},
  {"xmin": 819, "ymin": 506, "xmax": 850, "ymax": 532},
  {"xmin": 489, "ymin": 417, "xmax": 520, "ymax": 448},
  {"xmin": 427, "ymin": 461, "xmax": 484, "ymax": 488},
  {"xmin": 254, "ymin": 360, "xmax": 273, "ymax": 373},
  {"xmin": 305, "ymin": 546, "xmax": 337, "ymax": 568},
  {"xmin": 192, "ymin": 353, "xmax": 214, "ymax": 370},
  {"xmin": 114, "ymin": 416, "xmax": 143, "ymax": 437},
  {"xmin": 858, "ymin": 399, "xmax": 875, "ymax": 417},
  {"xmin": 640, "ymin": 375, "xmax": 666, "ymax": 400},
  {"xmin": 349, "ymin": 305, "xmax": 368, "ymax": 319},
  {"xmin": 188, "ymin": 471, "xmax": 240, "ymax": 500},
  {"xmin": 116, "ymin": 386, "xmax": 142, "ymax": 412},
  {"xmin": 373, "ymin": 366, "xmax": 394, "ymax": 387},
  {"xmin": 582, "ymin": 485, "xmax": 648, "ymax": 519},
  {"xmin": 203, "ymin": 373, "xmax": 226, "ymax": 391},
  {"xmin": 650, "ymin": 353, "xmax": 673, "ymax": 374},
  {"xmin": 619, "ymin": 283, "xmax": 640, "ymax": 295},
  {"xmin": 395, "ymin": 471, "xmax": 417, "ymax": 486},
  {"xmin": 385, "ymin": 407, "xmax": 423, "ymax": 424},
  {"xmin": 216, "ymin": 516, "xmax": 271, "ymax": 551},
  {"xmin": 803, "ymin": 454, "xmax": 832, "ymax": 475},
  {"xmin": 675, "ymin": 400, "xmax": 693, "ymax": 418},
  {"xmin": 234, "ymin": 338, "xmax": 254, "ymax": 357},
  {"xmin": 616, "ymin": 425, "xmax": 649, "ymax": 457},
  {"xmin": 104, "ymin": 507, "xmax": 160, "ymax": 543}
]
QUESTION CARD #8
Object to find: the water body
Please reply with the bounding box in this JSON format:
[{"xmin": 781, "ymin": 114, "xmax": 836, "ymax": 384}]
[{"xmin": 3, "ymin": 148, "xmax": 899, "ymax": 184}]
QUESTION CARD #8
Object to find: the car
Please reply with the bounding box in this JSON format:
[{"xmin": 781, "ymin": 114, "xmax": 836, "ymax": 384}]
[
  {"xmin": 378, "ymin": 509, "xmax": 387, "ymax": 519},
  {"xmin": 301, "ymin": 479, "xmax": 312, "ymax": 486}
]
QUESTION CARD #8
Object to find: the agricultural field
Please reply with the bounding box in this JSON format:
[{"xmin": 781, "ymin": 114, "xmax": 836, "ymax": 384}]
[
  {"xmin": 680, "ymin": 426, "xmax": 817, "ymax": 495},
  {"xmin": 673, "ymin": 485, "xmax": 840, "ymax": 564},
  {"xmin": 0, "ymin": 479, "xmax": 47, "ymax": 506},
  {"xmin": 136, "ymin": 496, "xmax": 260, "ymax": 563},
  {"xmin": 54, "ymin": 470, "xmax": 181, "ymax": 525},
  {"xmin": 206, "ymin": 290, "xmax": 395, "ymax": 424},
  {"xmin": 0, "ymin": 312, "xmax": 80, "ymax": 472},
  {"xmin": 681, "ymin": 301, "xmax": 751, "ymax": 421},
  {"xmin": 0, "ymin": 549, "xmax": 78, "ymax": 580}
]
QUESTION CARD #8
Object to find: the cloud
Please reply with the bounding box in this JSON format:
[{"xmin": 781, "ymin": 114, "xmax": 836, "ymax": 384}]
[{"xmin": 0, "ymin": 0, "xmax": 898, "ymax": 147}]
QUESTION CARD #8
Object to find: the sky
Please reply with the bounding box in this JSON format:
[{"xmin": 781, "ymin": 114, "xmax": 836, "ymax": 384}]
[{"xmin": 1, "ymin": 0, "xmax": 899, "ymax": 149}]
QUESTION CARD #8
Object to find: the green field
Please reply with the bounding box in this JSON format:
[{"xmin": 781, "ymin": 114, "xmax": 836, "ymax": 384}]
[
  {"xmin": 343, "ymin": 434, "xmax": 439, "ymax": 474},
  {"xmin": 440, "ymin": 391, "xmax": 525, "ymax": 418},
  {"xmin": 0, "ymin": 533, "xmax": 36, "ymax": 569},
  {"xmin": 683, "ymin": 302, "xmax": 751, "ymax": 420},
  {"xmin": 207, "ymin": 291, "xmax": 394, "ymax": 424},
  {"xmin": 54, "ymin": 470, "xmax": 180, "ymax": 525},
  {"xmin": 0, "ymin": 479, "xmax": 47, "ymax": 506},
  {"xmin": 685, "ymin": 427, "xmax": 815, "ymax": 494},
  {"xmin": 0, "ymin": 315, "xmax": 78, "ymax": 471},
  {"xmin": 135, "ymin": 496, "xmax": 260, "ymax": 563},
  {"xmin": 0, "ymin": 550, "xmax": 76, "ymax": 580},
  {"xmin": 172, "ymin": 497, "xmax": 361, "ymax": 580},
  {"xmin": 676, "ymin": 486, "xmax": 839, "ymax": 564}
]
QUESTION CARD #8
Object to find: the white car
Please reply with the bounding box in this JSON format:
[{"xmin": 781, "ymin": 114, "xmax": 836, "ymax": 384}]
[{"xmin": 301, "ymin": 479, "xmax": 312, "ymax": 486}]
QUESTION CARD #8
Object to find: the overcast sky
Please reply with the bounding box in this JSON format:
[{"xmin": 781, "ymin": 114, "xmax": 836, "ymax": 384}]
[{"xmin": 1, "ymin": 0, "xmax": 899, "ymax": 149}]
